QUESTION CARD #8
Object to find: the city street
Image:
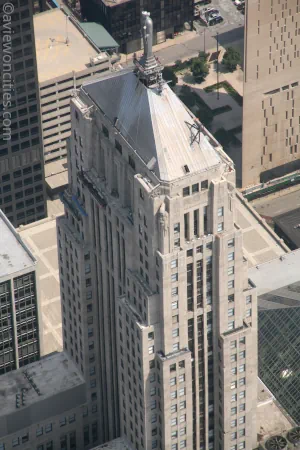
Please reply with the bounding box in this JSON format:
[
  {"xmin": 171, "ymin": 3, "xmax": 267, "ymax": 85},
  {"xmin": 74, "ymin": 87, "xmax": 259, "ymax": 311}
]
[{"xmin": 154, "ymin": 0, "xmax": 244, "ymax": 65}]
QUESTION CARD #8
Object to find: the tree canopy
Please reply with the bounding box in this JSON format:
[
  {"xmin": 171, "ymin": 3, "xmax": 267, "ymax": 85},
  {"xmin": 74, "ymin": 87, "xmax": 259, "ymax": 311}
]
[{"xmin": 222, "ymin": 47, "xmax": 242, "ymax": 72}]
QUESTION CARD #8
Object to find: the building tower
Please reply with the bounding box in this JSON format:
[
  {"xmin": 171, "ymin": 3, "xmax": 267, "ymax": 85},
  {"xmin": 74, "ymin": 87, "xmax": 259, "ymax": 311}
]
[
  {"xmin": 0, "ymin": 209, "xmax": 42, "ymax": 375},
  {"xmin": 242, "ymin": 0, "xmax": 300, "ymax": 187},
  {"xmin": 0, "ymin": 0, "xmax": 47, "ymax": 228},
  {"xmin": 57, "ymin": 12, "xmax": 258, "ymax": 450}
]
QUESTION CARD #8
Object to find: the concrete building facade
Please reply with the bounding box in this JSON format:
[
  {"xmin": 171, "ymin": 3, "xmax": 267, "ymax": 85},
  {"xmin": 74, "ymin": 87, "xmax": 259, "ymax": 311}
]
[
  {"xmin": 242, "ymin": 0, "xmax": 300, "ymax": 187},
  {"xmin": 0, "ymin": 209, "xmax": 42, "ymax": 376},
  {"xmin": 34, "ymin": 9, "xmax": 117, "ymax": 166},
  {"xmin": 57, "ymin": 12, "xmax": 258, "ymax": 450},
  {"xmin": 0, "ymin": 352, "xmax": 100, "ymax": 450},
  {"xmin": 0, "ymin": 0, "xmax": 47, "ymax": 228}
]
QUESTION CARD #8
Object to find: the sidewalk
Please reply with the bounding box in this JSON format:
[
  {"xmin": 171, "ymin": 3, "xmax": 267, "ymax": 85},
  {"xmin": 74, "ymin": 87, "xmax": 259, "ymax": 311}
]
[{"xmin": 120, "ymin": 30, "xmax": 199, "ymax": 64}]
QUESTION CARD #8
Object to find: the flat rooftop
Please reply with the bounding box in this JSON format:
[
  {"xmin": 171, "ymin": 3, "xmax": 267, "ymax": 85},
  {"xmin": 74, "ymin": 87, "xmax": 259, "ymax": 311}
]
[
  {"xmin": 248, "ymin": 249, "xmax": 300, "ymax": 296},
  {"xmin": 34, "ymin": 9, "xmax": 98, "ymax": 83},
  {"xmin": 0, "ymin": 352, "xmax": 84, "ymax": 417},
  {"xmin": 18, "ymin": 213, "xmax": 64, "ymax": 356},
  {"xmin": 91, "ymin": 437, "xmax": 133, "ymax": 450},
  {"xmin": 274, "ymin": 207, "xmax": 300, "ymax": 248},
  {"xmin": 0, "ymin": 209, "xmax": 36, "ymax": 278},
  {"xmin": 234, "ymin": 192, "xmax": 288, "ymax": 267},
  {"xmin": 257, "ymin": 379, "xmax": 295, "ymax": 441},
  {"xmin": 45, "ymin": 157, "xmax": 69, "ymax": 192}
]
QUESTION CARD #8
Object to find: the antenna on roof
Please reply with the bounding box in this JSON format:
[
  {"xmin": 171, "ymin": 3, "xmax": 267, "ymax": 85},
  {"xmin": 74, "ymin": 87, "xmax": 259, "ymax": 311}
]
[{"xmin": 65, "ymin": 16, "xmax": 70, "ymax": 46}]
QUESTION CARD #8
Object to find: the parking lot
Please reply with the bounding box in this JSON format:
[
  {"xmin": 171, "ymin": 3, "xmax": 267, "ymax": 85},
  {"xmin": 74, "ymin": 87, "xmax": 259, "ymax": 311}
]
[{"xmin": 194, "ymin": 0, "xmax": 244, "ymax": 33}]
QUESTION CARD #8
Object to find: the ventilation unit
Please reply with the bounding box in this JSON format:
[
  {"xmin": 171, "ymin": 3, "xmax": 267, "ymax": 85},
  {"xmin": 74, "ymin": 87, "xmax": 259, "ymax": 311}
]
[
  {"xmin": 264, "ymin": 436, "xmax": 288, "ymax": 450},
  {"xmin": 287, "ymin": 427, "xmax": 300, "ymax": 445}
]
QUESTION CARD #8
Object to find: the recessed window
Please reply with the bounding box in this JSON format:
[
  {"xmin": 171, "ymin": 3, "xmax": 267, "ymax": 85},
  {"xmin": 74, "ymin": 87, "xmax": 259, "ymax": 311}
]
[
  {"xmin": 217, "ymin": 222, "xmax": 224, "ymax": 232},
  {"xmin": 179, "ymin": 374, "xmax": 185, "ymax": 383},
  {"xmin": 171, "ymin": 259, "xmax": 178, "ymax": 268},
  {"xmin": 171, "ymin": 273, "xmax": 178, "ymax": 282},
  {"xmin": 230, "ymin": 340, "xmax": 236, "ymax": 349},
  {"xmin": 246, "ymin": 295, "xmax": 252, "ymax": 304},
  {"xmin": 228, "ymin": 308, "xmax": 234, "ymax": 317},
  {"xmin": 231, "ymin": 381, "xmax": 237, "ymax": 390},
  {"xmin": 228, "ymin": 238, "xmax": 235, "ymax": 247},
  {"xmin": 149, "ymin": 346, "xmax": 154, "ymax": 354},
  {"xmin": 170, "ymin": 377, "xmax": 176, "ymax": 386},
  {"xmin": 174, "ymin": 223, "xmax": 180, "ymax": 233},
  {"xmin": 201, "ymin": 180, "xmax": 208, "ymax": 190},
  {"xmin": 173, "ymin": 342, "xmax": 180, "ymax": 351},
  {"xmin": 228, "ymin": 321, "xmax": 235, "ymax": 330},
  {"xmin": 192, "ymin": 183, "xmax": 199, "ymax": 193},
  {"xmin": 183, "ymin": 187, "xmax": 190, "ymax": 197},
  {"xmin": 218, "ymin": 206, "xmax": 224, "ymax": 217},
  {"xmin": 239, "ymin": 364, "xmax": 245, "ymax": 373},
  {"xmin": 102, "ymin": 124, "xmax": 109, "ymax": 138},
  {"xmin": 172, "ymin": 328, "xmax": 179, "ymax": 337},
  {"xmin": 246, "ymin": 309, "xmax": 252, "ymax": 318},
  {"xmin": 171, "ymin": 404, "xmax": 177, "ymax": 413},
  {"xmin": 228, "ymin": 266, "xmax": 234, "ymax": 276},
  {"xmin": 228, "ymin": 280, "xmax": 234, "ymax": 289},
  {"xmin": 129, "ymin": 155, "xmax": 135, "ymax": 169},
  {"xmin": 228, "ymin": 294, "xmax": 235, "ymax": 303},
  {"xmin": 228, "ymin": 252, "xmax": 235, "ymax": 261},
  {"xmin": 239, "ymin": 377, "xmax": 246, "ymax": 386},
  {"xmin": 172, "ymin": 287, "xmax": 178, "ymax": 296}
]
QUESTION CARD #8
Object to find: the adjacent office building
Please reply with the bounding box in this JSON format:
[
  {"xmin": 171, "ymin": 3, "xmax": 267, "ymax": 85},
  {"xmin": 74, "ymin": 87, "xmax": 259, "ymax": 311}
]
[
  {"xmin": 33, "ymin": 8, "xmax": 117, "ymax": 166},
  {"xmin": 79, "ymin": 0, "xmax": 193, "ymax": 53},
  {"xmin": 0, "ymin": 0, "xmax": 47, "ymax": 228},
  {"xmin": 0, "ymin": 209, "xmax": 42, "ymax": 376},
  {"xmin": 0, "ymin": 352, "xmax": 96, "ymax": 450},
  {"xmin": 249, "ymin": 250, "xmax": 300, "ymax": 427},
  {"xmin": 57, "ymin": 12, "xmax": 258, "ymax": 450},
  {"xmin": 242, "ymin": 0, "xmax": 300, "ymax": 187}
]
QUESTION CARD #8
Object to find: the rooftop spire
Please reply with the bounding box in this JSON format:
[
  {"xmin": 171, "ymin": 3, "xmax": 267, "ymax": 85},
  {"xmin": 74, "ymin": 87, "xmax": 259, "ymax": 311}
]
[{"xmin": 134, "ymin": 11, "xmax": 164, "ymax": 89}]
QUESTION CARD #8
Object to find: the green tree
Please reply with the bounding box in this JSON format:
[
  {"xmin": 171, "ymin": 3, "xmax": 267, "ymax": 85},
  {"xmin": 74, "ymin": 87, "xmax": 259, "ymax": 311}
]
[
  {"xmin": 191, "ymin": 58, "xmax": 209, "ymax": 83},
  {"xmin": 222, "ymin": 47, "xmax": 242, "ymax": 72},
  {"xmin": 162, "ymin": 66, "xmax": 178, "ymax": 87}
]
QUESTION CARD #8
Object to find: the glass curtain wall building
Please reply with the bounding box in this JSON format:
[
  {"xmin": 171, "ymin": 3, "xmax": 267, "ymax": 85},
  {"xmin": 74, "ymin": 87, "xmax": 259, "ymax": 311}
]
[{"xmin": 258, "ymin": 281, "xmax": 300, "ymax": 424}]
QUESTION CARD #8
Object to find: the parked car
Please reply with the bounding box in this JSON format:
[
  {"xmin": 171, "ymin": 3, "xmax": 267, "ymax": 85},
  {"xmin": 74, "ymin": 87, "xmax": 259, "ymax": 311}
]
[{"xmin": 208, "ymin": 13, "xmax": 223, "ymax": 25}]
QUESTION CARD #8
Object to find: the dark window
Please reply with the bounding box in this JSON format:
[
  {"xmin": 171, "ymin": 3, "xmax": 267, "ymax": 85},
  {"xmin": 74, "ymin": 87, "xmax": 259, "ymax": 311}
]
[
  {"xmin": 115, "ymin": 140, "xmax": 122, "ymax": 154},
  {"xmin": 183, "ymin": 187, "xmax": 190, "ymax": 197},
  {"xmin": 201, "ymin": 180, "xmax": 208, "ymax": 190},
  {"xmin": 129, "ymin": 155, "xmax": 135, "ymax": 170},
  {"xmin": 192, "ymin": 183, "xmax": 199, "ymax": 193},
  {"xmin": 102, "ymin": 125, "xmax": 109, "ymax": 138}
]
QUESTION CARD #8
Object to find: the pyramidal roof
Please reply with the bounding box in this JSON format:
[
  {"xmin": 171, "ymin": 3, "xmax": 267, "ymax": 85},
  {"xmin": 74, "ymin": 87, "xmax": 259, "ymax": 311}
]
[
  {"xmin": 82, "ymin": 11, "xmax": 224, "ymax": 182},
  {"xmin": 83, "ymin": 70, "xmax": 223, "ymax": 182}
]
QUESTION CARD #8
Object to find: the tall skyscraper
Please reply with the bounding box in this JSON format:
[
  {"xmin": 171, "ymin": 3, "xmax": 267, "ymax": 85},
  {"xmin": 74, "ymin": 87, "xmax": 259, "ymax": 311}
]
[
  {"xmin": 242, "ymin": 0, "xmax": 300, "ymax": 188},
  {"xmin": 0, "ymin": 209, "xmax": 42, "ymax": 376},
  {"xmin": 0, "ymin": 0, "xmax": 47, "ymax": 228},
  {"xmin": 58, "ymin": 12, "xmax": 258, "ymax": 450}
]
